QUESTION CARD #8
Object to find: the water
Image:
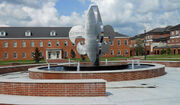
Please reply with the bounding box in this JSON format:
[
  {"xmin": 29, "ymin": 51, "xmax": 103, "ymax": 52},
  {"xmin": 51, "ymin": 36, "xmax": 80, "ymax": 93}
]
[{"xmin": 39, "ymin": 64, "xmax": 154, "ymax": 71}]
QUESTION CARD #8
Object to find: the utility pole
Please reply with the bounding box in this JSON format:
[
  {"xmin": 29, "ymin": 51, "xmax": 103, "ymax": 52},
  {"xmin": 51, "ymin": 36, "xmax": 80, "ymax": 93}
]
[{"xmin": 144, "ymin": 30, "xmax": 147, "ymax": 60}]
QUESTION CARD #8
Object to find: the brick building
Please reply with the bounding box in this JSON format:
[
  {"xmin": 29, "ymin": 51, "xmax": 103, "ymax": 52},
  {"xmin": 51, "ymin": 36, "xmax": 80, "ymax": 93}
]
[
  {"xmin": 0, "ymin": 27, "xmax": 130, "ymax": 61},
  {"xmin": 130, "ymin": 24, "xmax": 180, "ymax": 56}
]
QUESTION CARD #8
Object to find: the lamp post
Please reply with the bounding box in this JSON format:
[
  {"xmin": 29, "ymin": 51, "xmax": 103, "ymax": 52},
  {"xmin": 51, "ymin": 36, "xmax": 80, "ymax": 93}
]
[{"xmin": 144, "ymin": 30, "xmax": 147, "ymax": 60}]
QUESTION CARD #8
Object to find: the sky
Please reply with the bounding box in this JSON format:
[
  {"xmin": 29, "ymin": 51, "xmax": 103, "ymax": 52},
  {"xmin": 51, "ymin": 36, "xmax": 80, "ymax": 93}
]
[{"xmin": 0, "ymin": 0, "xmax": 180, "ymax": 36}]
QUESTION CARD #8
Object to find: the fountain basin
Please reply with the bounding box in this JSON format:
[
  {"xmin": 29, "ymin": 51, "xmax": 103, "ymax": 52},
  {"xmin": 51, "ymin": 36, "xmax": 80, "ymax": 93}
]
[{"xmin": 29, "ymin": 63, "xmax": 165, "ymax": 82}]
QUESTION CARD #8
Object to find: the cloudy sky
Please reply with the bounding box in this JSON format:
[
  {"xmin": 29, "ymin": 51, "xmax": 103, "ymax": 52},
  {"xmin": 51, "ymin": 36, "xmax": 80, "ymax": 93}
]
[{"xmin": 0, "ymin": 0, "xmax": 180, "ymax": 36}]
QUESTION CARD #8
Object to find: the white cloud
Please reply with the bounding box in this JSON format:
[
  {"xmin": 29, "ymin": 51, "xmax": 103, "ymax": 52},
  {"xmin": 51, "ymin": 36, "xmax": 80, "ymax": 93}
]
[{"xmin": 0, "ymin": 0, "xmax": 180, "ymax": 36}]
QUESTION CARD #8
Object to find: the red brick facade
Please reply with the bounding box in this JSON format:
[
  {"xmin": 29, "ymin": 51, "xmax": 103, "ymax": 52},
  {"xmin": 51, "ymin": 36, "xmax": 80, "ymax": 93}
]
[
  {"xmin": 0, "ymin": 37, "xmax": 130, "ymax": 61},
  {"xmin": 0, "ymin": 82, "xmax": 106, "ymax": 96},
  {"xmin": 29, "ymin": 66, "xmax": 165, "ymax": 82}
]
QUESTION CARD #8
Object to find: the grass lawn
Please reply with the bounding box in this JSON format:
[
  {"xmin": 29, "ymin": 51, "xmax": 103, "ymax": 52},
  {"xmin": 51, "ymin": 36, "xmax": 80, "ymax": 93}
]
[
  {"xmin": 146, "ymin": 54, "xmax": 180, "ymax": 59},
  {"xmin": 70, "ymin": 56, "xmax": 130, "ymax": 62},
  {"xmin": 0, "ymin": 60, "xmax": 46, "ymax": 66}
]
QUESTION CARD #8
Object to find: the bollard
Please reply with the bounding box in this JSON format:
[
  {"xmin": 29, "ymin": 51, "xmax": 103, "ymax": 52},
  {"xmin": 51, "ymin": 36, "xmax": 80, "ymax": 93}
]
[
  {"xmin": 132, "ymin": 60, "xmax": 134, "ymax": 70},
  {"xmin": 77, "ymin": 62, "xmax": 80, "ymax": 71},
  {"xmin": 137, "ymin": 59, "xmax": 140, "ymax": 66},
  {"xmin": 48, "ymin": 63, "xmax": 50, "ymax": 70},
  {"xmin": 105, "ymin": 59, "xmax": 108, "ymax": 65}
]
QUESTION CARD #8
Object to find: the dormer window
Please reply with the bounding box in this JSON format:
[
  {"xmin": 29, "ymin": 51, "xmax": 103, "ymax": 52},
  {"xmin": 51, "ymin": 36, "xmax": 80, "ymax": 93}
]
[
  {"xmin": 25, "ymin": 31, "xmax": 31, "ymax": 36},
  {"xmin": 50, "ymin": 31, "xmax": 56, "ymax": 36},
  {"xmin": 0, "ymin": 31, "xmax": 6, "ymax": 36}
]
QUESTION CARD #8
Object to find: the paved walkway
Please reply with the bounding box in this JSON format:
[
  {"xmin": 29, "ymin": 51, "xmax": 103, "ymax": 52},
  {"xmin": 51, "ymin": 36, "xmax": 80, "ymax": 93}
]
[{"xmin": 0, "ymin": 67, "xmax": 180, "ymax": 105}]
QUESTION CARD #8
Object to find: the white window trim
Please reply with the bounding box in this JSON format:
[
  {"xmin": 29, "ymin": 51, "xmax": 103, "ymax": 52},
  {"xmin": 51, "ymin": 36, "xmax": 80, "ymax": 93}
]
[
  {"xmin": 25, "ymin": 31, "xmax": 31, "ymax": 36},
  {"xmin": 118, "ymin": 50, "xmax": 121, "ymax": 55},
  {"xmin": 40, "ymin": 41, "xmax": 43, "ymax": 47},
  {"xmin": 22, "ymin": 41, "xmax": 26, "ymax": 48},
  {"xmin": 13, "ymin": 42, "xmax": 17, "ymax": 48},
  {"xmin": 50, "ymin": 31, "xmax": 56, "ymax": 36},
  {"xmin": 22, "ymin": 52, "xmax": 26, "ymax": 58},
  {"xmin": 4, "ymin": 42, "xmax": 8, "ymax": 48},
  {"xmin": 64, "ymin": 40, "xmax": 68, "ymax": 46},
  {"xmin": 4, "ymin": 52, "xmax": 8, "ymax": 59},
  {"xmin": 48, "ymin": 41, "xmax": 51, "ymax": 47},
  {"xmin": 56, "ymin": 41, "xmax": 60, "ymax": 46},
  {"xmin": 0, "ymin": 31, "xmax": 6, "ymax": 36},
  {"xmin": 13, "ymin": 52, "xmax": 17, "ymax": 59},
  {"xmin": 118, "ymin": 40, "xmax": 121, "ymax": 46},
  {"xmin": 31, "ymin": 41, "xmax": 35, "ymax": 47}
]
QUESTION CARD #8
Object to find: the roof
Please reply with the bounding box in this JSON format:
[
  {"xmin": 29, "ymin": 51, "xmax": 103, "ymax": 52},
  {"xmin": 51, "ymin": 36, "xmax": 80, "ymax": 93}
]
[
  {"xmin": 114, "ymin": 32, "xmax": 129, "ymax": 37},
  {"xmin": 154, "ymin": 45, "xmax": 180, "ymax": 49},
  {"xmin": 147, "ymin": 26, "xmax": 171, "ymax": 34},
  {"xmin": 152, "ymin": 36, "xmax": 170, "ymax": 42},
  {"xmin": 169, "ymin": 24, "xmax": 180, "ymax": 31},
  {"xmin": 131, "ymin": 26, "xmax": 172, "ymax": 40},
  {"xmin": 0, "ymin": 27, "xmax": 129, "ymax": 38},
  {"xmin": 0, "ymin": 27, "xmax": 72, "ymax": 38}
]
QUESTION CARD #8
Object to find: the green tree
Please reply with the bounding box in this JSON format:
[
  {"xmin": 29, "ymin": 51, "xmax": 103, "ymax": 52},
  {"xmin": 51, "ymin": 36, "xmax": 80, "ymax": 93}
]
[
  {"xmin": 81, "ymin": 55, "xmax": 86, "ymax": 61},
  {"xmin": 70, "ymin": 49, "xmax": 76, "ymax": 58},
  {"xmin": 33, "ymin": 47, "xmax": 42, "ymax": 63},
  {"xmin": 134, "ymin": 38, "xmax": 144, "ymax": 56},
  {"xmin": 161, "ymin": 49, "xmax": 166, "ymax": 55},
  {"xmin": 166, "ymin": 46, "xmax": 171, "ymax": 55}
]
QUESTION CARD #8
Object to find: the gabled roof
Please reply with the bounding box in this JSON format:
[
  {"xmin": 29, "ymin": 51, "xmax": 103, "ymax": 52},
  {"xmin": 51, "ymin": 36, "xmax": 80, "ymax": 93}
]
[
  {"xmin": 147, "ymin": 26, "xmax": 171, "ymax": 34},
  {"xmin": 0, "ymin": 27, "xmax": 129, "ymax": 39},
  {"xmin": 169, "ymin": 24, "xmax": 180, "ymax": 31},
  {"xmin": 0, "ymin": 27, "xmax": 71, "ymax": 38}
]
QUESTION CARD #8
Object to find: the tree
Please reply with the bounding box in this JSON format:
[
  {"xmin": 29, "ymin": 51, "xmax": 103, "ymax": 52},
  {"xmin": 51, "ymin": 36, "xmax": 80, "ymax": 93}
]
[
  {"xmin": 134, "ymin": 38, "xmax": 144, "ymax": 56},
  {"xmin": 166, "ymin": 46, "xmax": 171, "ymax": 55},
  {"xmin": 161, "ymin": 49, "xmax": 166, "ymax": 55},
  {"xmin": 70, "ymin": 49, "xmax": 76, "ymax": 58},
  {"xmin": 81, "ymin": 55, "xmax": 86, "ymax": 61},
  {"xmin": 33, "ymin": 47, "xmax": 42, "ymax": 63}
]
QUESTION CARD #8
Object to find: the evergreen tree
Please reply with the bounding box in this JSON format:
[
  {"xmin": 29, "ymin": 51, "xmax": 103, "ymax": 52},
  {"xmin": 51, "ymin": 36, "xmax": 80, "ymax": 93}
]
[{"xmin": 33, "ymin": 47, "xmax": 41, "ymax": 63}]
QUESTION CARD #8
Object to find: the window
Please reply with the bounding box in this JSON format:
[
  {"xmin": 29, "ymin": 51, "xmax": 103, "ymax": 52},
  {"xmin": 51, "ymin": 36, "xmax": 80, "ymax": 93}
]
[
  {"xmin": 22, "ymin": 41, "xmax": 26, "ymax": 47},
  {"xmin": 48, "ymin": 52, "xmax": 51, "ymax": 59},
  {"xmin": 56, "ymin": 41, "xmax": 60, "ymax": 46},
  {"xmin": 0, "ymin": 31, "xmax": 6, "ymax": 36},
  {"xmin": 118, "ymin": 50, "xmax": 121, "ymax": 55},
  {"xmin": 64, "ymin": 51, "xmax": 68, "ymax": 58},
  {"xmin": 13, "ymin": 52, "xmax": 17, "ymax": 58},
  {"xmin": 25, "ymin": 31, "xmax": 31, "ymax": 36},
  {"xmin": 118, "ymin": 40, "xmax": 121, "ymax": 46},
  {"xmin": 125, "ymin": 50, "xmax": 128, "ymax": 55},
  {"xmin": 31, "ymin": 41, "xmax": 35, "ymax": 47},
  {"xmin": 111, "ymin": 50, "xmax": 114, "ymax": 55},
  {"xmin": 4, "ymin": 42, "xmax": 8, "ymax": 48},
  {"xmin": 125, "ymin": 40, "xmax": 128, "ymax": 45},
  {"xmin": 22, "ymin": 52, "xmax": 26, "ymax": 58},
  {"xmin": 48, "ymin": 41, "xmax": 51, "ymax": 47},
  {"xmin": 56, "ymin": 51, "xmax": 60, "ymax": 58},
  {"xmin": 64, "ymin": 40, "xmax": 68, "ymax": 46},
  {"xmin": 176, "ymin": 30, "xmax": 179, "ymax": 35},
  {"xmin": 172, "ymin": 39, "xmax": 174, "ymax": 43},
  {"xmin": 167, "ymin": 40, "xmax": 170, "ymax": 43},
  {"xmin": 4, "ymin": 53, "xmax": 8, "ymax": 58},
  {"xmin": 50, "ymin": 31, "xmax": 56, "ymax": 36},
  {"xmin": 39, "ymin": 41, "xmax": 43, "ymax": 47},
  {"xmin": 13, "ymin": 42, "xmax": 17, "ymax": 48},
  {"xmin": 171, "ymin": 31, "xmax": 175, "ymax": 35}
]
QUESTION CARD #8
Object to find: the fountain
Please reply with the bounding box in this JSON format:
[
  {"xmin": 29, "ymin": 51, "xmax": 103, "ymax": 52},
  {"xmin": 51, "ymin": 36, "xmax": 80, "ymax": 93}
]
[{"xmin": 28, "ymin": 5, "xmax": 165, "ymax": 82}]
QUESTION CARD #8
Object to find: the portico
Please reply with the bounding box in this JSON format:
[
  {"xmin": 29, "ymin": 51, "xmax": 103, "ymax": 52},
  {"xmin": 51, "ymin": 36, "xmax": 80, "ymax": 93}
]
[{"xmin": 46, "ymin": 49, "xmax": 62, "ymax": 60}]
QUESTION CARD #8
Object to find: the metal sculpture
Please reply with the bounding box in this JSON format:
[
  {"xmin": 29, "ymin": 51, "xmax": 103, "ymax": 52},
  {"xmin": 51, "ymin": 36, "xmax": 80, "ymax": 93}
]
[{"xmin": 69, "ymin": 4, "xmax": 115, "ymax": 66}]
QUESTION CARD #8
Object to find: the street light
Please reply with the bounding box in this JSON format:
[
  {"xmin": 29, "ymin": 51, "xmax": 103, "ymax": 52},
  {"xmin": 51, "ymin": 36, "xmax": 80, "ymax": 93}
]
[{"xmin": 144, "ymin": 30, "xmax": 147, "ymax": 60}]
